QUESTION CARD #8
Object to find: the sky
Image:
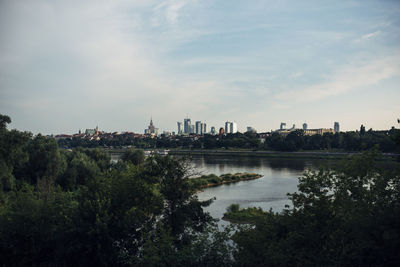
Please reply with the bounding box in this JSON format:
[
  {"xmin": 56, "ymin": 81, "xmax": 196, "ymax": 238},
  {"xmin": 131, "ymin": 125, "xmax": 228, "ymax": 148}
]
[{"xmin": 1, "ymin": 0, "xmax": 400, "ymax": 134}]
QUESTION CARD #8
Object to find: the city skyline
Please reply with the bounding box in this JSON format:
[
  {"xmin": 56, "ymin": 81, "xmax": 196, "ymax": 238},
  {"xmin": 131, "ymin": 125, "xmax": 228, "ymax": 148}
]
[{"xmin": 1, "ymin": 0, "xmax": 400, "ymax": 134}]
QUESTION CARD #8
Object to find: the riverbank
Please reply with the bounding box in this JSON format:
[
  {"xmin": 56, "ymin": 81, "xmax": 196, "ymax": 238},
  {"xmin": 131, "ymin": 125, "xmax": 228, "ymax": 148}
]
[
  {"xmin": 169, "ymin": 149, "xmax": 398, "ymax": 161},
  {"xmin": 189, "ymin": 173, "xmax": 263, "ymax": 190}
]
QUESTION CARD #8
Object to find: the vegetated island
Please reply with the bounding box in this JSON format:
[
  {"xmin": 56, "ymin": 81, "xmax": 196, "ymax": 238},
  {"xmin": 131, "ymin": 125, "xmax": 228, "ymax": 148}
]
[
  {"xmin": 189, "ymin": 173, "xmax": 263, "ymax": 189},
  {"xmin": 222, "ymin": 204, "xmax": 268, "ymax": 224}
]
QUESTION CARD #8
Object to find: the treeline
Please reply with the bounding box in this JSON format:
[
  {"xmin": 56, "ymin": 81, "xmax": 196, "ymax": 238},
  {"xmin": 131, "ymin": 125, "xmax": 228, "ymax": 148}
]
[
  {"xmin": 58, "ymin": 127, "xmax": 400, "ymax": 153},
  {"xmin": 265, "ymin": 127, "xmax": 399, "ymax": 152}
]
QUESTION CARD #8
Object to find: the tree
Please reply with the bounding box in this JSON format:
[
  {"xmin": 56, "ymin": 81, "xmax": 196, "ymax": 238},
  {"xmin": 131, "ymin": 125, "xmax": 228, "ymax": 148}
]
[
  {"xmin": 233, "ymin": 150, "xmax": 400, "ymax": 266},
  {"xmin": 0, "ymin": 114, "xmax": 11, "ymax": 130},
  {"xmin": 22, "ymin": 134, "xmax": 66, "ymax": 185},
  {"xmin": 121, "ymin": 148, "xmax": 145, "ymax": 165}
]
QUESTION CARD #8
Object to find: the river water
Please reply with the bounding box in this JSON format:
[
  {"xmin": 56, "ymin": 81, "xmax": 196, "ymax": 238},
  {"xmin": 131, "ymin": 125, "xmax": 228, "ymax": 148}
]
[{"xmin": 191, "ymin": 155, "xmax": 334, "ymax": 222}]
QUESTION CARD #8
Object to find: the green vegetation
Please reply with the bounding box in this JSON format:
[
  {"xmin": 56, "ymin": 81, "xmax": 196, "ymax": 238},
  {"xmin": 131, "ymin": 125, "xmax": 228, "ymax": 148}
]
[
  {"xmin": 231, "ymin": 149, "xmax": 400, "ymax": 266},
  {"xmin": 223, "ymin": 205, "xmax": 267, "ymax": 223},
  {"xmin": 188, "ymin": 173, "xmax": 262, "ymax": 189},
  {"xmin": 0, "ymin": 114, "xmax": 233, "ymax": 266},
  {"xmin": 1, "ymin": 113, "xmax": 399, "ymax": 266}
]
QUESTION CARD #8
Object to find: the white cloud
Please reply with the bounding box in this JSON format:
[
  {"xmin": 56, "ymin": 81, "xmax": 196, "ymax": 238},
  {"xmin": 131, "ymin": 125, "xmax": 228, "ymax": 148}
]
[
  {"xmin": 275, "ymin": 56, "xmax": 400, "ymax": 102},
  {"xmin": 353, "ymin": 30, "xmax": 381, "ymax": 43}
]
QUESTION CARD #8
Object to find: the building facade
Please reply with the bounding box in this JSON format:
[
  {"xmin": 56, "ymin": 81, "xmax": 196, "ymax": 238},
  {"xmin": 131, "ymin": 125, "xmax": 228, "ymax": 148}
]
[
  {"xmin": 177, "ymin": 122, "xmax": 182, "ymax": 134},
  {"xmin": 334, "ymin": 122, "xmax": 340, "ymax": 133},
  {"xmin": 184, "ymin": 118, "xmax": 191, "ymax": 134}
]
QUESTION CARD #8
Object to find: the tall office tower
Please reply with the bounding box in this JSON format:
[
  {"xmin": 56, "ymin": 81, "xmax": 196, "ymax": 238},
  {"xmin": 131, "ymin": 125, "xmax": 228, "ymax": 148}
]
[
  {"xmin": 303, "ymin": 123, "xmax": 308, "ymax": 130},
  {"xmin": 189, "ymin": 124, "xmax": 194, "ymax": 134},
  {"xmin": 184, "ymin": 118, "xmax": 191, "ymax": 134},
  {"xmin": 195, "ymin": 121, "xmax": 202, "ymax": 134},
  {"xmin": 201, "ymin": 123, "xmax": 207, "ymax": 134},
  {"xmin": 211, "ymin": 126, "xmax": 216, "ymax": 135},
  {"xmin": 280, "ymin": 122, "xmax": 286, "ymax": 130},
  {"xmin": 334, "ymin": 122, "xmax": 340, "ymax": 133},
  {"xmin": 225, "ymin": 121, "xmax": 231, "ymax": 134},
  {"xmin": 177, "ymin": 122, "xmax": 182, "ymax": 134},
  {"xmin": 230, "ymin": 122, "xmax": 238, "ymax": 133}
]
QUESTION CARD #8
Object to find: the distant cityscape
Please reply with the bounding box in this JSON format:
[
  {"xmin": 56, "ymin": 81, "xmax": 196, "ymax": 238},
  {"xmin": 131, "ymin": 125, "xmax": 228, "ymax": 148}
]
[{"xmin": 54, "ymin": 116, "xmax": 341, "ymax": 141}]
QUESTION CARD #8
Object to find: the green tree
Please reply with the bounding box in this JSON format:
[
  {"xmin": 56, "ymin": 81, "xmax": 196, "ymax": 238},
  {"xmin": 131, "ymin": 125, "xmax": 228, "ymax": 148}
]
[
  {"xmin": 0, "ymin": 114, "xmax": 11, "ymax": 130},
  {"xmin": 233, "ymin": 150, "xmax": 400, "ymax": 266},
  {"xmin": 121, "ymin": 148, "xmax": 145, "ymax": 165},
  {"xmin": 21, "ymin": 134, "xmax": 66, "ymax": 185}
]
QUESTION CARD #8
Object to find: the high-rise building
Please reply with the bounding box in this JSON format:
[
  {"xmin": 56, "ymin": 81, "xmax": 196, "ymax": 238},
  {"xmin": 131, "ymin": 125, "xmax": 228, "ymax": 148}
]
[
  {"xmin": 201, "ymin": 123, "xmax": 207, "ymax": 134},
  {"xmin": 189, "ymin": 125, "xmax": 194, "ymax": 134},
  {"xmin": 280, "ymin": 122, "xmax": 286, "ymax": 130},
  {"xmin": 225, "ymin": 121, "xmax": 230, "ymax": 134},
  {"xmin": 334, "ymin": 122, "xmax": 340, "ymax": 133},
  {"xmin": 303, "ymin": 123, "xmax": 308, "ymax": 130},
  {"xmin": 230, "ymin": 122, "xmax": 238, "ymax": 133},
  {"xmin": 184, "ymin": 118, "xmax": 191, "ymax": 134},
  {"xmin": 195, "ymin": 121, "xmax": 202, "ymax": 134},
  {"xmin": 177, "ymin": 122, "xmax": 182, "ymax": 134},
  {"xmin": 144, "ymin": 118, "xmax": 158, "ymax": 135}
]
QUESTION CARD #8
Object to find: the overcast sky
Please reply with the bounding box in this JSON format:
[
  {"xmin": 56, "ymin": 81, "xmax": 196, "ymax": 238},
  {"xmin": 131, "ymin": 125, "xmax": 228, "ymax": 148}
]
[{"xmin": 1, "ymin": 0, "xmax": 400, "ymax": 134}]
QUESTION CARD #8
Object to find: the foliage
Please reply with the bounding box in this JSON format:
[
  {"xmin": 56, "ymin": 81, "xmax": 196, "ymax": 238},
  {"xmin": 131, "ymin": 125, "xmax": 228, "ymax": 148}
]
[
  {"xmin": 0, "ymin": 114, "xmax": 233, "ymax": 266},
  {"xmin": 232, "ymin": 150, "xmax": 400, "ymax": 266},
  {"xmin": 223, "ymin": 205, "xmax": 267, "ymax": 223},
  {"xmin": 188, "ymin": 173, "xmax": 261, "ymax": 189},
  {"xmin": 121, "ymin": 148, "xmax": 145, "ymax": 165}
]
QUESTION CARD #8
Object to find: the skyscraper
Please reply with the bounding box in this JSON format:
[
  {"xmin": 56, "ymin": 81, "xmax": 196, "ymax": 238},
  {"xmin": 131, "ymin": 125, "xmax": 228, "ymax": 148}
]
[
  {"xmin": 184, "ymin": 118, "xmax": 191, "ymax": 134},
  {"xmin": 201, "ymin": 123, "xmax": 207, "ymax": 134},
  {"xmin": 144, "ymin": 118, "xmax": 158, "ymax": 135},
  {"xmin": 225, "ymin": 121, "xmax": 230, "ymax": 134},
  {"xmin": 177, "ymin": 122, "xmax": 182, "ymax": 134},
  {"xmin": 195, "ymin": 121, "xmax": 202, "ymax": 134},
  {"xmin": 230, "ymin": 122, "xmax": 237, "ymax": 133},
  {"xmin": 303, "ymin": 123, "xmax": 308, "ymax": 130},
  {"xmin": 334, "ymin": 122, "xmax": 340, "ymax": 133}
]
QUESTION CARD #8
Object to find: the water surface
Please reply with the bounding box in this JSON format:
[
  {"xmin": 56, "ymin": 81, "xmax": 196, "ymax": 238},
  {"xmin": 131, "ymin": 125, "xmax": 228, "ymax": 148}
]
[{"xmin": 191, "ymin": 155, "xmax": 332, "ymax": 222}]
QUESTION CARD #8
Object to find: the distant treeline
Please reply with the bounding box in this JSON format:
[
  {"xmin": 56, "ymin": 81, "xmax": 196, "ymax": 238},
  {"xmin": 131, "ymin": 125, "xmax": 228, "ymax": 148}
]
[{"xmin": 58, "ymin": 126, "xmax": 400, "ymax": 153}]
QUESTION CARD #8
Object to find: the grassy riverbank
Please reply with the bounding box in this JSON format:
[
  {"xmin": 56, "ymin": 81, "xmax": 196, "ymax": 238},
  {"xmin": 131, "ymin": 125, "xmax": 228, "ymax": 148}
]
[{"xmin": 189, "ymin": 173, "xmax": 263, "ymax": 189}]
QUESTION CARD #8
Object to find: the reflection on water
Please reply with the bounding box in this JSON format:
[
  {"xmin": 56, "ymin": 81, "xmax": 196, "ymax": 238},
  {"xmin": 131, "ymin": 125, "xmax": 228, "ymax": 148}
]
[{"xmin": 192, "ymin": 155, "xmax": 334, "ymax": 223}]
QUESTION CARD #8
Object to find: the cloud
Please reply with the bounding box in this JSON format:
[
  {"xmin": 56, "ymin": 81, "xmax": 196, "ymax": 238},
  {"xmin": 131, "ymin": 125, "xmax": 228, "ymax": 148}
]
[
  {"xmin": 153, "ymin": 0, "xmax": 187, "ymax": 25},
  {"xmin": 362, "ymin": 31, "xmax": 381, "ymax": 39},
  {"xmin": 275, "ymin": 56, "xmax": 400, "ymax": 102},
  {"xmin": 353, "ymin": 31, "xmax": 381, "ymax": 43}
]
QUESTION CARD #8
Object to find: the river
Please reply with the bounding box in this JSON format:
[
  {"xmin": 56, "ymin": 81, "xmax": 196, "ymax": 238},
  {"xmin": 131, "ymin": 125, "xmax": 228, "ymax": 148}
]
[{"xmin": 191, "ymin": 155, "xmax": 335, "ymax": 223}]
